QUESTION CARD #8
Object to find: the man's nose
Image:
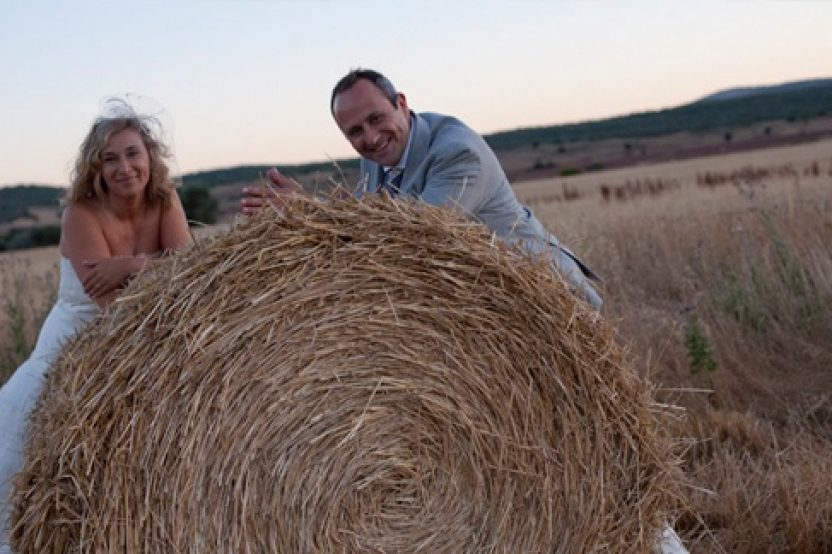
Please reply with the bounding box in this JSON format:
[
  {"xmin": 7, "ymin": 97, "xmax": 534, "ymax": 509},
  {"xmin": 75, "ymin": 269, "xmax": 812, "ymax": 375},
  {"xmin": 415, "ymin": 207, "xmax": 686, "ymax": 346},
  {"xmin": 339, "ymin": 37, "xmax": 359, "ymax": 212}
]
[{"xmin": 364, "ymin": 126, "xmax": 381, "ymax": 147}]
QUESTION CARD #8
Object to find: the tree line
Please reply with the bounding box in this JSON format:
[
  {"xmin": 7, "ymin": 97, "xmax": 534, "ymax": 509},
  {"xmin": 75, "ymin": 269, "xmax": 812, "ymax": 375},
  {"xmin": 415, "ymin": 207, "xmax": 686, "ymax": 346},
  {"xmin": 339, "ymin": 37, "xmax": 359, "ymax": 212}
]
[{"xmin": 2, "ymin": 81, "xmax": 830, "ymax": 252}]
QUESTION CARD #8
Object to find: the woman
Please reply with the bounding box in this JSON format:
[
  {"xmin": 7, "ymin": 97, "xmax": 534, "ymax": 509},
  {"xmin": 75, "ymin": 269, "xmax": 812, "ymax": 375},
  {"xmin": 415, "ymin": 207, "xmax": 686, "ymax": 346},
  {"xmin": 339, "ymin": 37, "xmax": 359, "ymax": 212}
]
[{"xmin": 0, "ymin": 100, "xmax": 192, "ymax": 551}]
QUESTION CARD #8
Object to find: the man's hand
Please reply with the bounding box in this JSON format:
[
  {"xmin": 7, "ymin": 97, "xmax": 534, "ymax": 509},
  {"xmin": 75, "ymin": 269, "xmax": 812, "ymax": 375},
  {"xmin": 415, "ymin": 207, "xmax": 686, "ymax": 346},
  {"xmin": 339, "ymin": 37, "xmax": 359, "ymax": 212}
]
[{"xmin": 241, "ymin": 168, "xmax": 305, "ymax": 215}]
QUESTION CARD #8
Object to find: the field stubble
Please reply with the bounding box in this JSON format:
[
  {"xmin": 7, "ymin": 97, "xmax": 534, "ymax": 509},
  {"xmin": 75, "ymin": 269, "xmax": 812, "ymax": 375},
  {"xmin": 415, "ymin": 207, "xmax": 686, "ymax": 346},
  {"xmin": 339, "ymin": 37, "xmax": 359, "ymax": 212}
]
[
  {"xmin": 1, "ymin": 139, "xmax": 831, "ymax": 552},
  {"xmin": 516, "ymin": 138, "xmax": 832, "ymax": 553}
]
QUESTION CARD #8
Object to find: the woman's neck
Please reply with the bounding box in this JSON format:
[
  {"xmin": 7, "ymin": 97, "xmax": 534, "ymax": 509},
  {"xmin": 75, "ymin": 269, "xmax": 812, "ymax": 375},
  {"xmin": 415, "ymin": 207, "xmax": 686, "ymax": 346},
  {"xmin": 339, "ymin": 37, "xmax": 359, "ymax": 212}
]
[{"xmin": 105, "ymin": 192, "xmax": 146, "ymax": 221}]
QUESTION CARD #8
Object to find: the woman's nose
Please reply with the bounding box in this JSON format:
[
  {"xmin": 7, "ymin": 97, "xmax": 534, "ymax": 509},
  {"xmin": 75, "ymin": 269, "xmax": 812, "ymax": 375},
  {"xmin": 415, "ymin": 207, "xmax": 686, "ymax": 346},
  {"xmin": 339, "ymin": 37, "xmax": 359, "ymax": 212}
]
[{"xmin": 118, "ymin": 158, "xmax": 131, "ymax": 173}]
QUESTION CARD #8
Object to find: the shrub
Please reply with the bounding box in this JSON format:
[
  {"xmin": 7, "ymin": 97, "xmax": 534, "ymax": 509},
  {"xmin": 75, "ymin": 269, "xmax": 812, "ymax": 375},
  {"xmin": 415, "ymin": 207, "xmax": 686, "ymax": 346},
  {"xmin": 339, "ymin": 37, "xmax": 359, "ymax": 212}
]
[
  {"xmin": 0, "ymin": 225, "xmax": 61, "ymax": 252},
  {"xmin": 179, "ymin": 186, "xmax": 219, "ymax": 225},
  {"xmin": 684, "ymin": 315, "xmax": 717, "ymax": 374}
]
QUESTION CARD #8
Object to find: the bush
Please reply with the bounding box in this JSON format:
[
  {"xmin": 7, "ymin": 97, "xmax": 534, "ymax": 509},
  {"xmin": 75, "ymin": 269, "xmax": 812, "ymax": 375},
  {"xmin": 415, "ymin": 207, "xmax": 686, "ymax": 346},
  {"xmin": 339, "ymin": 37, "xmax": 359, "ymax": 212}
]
[
  {"xmin": 684, "ymin": 315, "xmax": 717, "ymax": 373},
  {"xmin": 179, "ymin": 186, "xmax": 219, "ymax": 225},
  {"xmin": 0, "ymin": 225, "xmax": 61, "ymax": 252}
]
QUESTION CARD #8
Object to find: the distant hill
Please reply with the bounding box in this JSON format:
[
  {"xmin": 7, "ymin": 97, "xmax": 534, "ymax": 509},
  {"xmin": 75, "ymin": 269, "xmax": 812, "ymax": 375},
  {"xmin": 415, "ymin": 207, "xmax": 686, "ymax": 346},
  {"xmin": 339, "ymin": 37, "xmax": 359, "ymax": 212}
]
[
  {"xmin": 0, "ymin": 184, "xmax": 64, "ymax": 223},
  {"xmin": 696, "ymin": 78, "xmax": 832, "ymax": 104},
  {"xmin": 484, "ymin": 78, "xmax": 832, "ymax": 151},
  {"xmin": 2, "ymin": 76, "xmax": 831, "ymax": 242},
  {"xmin": 167, "ymin": 77, "xmax": 832, "ymax": 187},
  {"xmin": 180, "ymin": 158, "xmax": 360, "ymax": 190}
]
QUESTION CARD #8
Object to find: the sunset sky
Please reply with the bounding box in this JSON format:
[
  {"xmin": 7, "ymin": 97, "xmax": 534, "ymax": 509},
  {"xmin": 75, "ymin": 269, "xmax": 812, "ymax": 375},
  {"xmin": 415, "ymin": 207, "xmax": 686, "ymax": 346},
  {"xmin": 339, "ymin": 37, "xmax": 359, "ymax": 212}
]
[{"xmin": 1, "ymin": 0, "xmax": 829, "ymax": 186}]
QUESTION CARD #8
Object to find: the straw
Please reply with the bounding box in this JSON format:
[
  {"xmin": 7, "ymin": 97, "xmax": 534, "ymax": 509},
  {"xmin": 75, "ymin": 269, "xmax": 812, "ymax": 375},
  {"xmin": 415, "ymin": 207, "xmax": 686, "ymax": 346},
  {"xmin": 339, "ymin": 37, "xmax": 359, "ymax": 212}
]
[{"xmin": 10, "ymin": 192, "xmax": 682, "ymax": 552}]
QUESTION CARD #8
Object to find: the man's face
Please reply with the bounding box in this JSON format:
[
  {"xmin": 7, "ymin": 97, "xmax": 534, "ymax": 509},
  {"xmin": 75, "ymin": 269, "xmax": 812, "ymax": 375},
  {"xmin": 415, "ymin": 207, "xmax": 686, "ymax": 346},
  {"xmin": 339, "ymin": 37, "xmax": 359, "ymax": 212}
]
[{"xmin": 333, "ymin": 79, "xmax": 411, "ymax": 167}]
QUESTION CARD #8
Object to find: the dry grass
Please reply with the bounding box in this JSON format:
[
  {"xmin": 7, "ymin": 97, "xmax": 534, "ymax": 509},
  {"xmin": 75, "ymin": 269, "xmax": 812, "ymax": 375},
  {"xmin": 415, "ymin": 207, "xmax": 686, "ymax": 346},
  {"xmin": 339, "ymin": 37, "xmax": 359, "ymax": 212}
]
[
  {"xmin": 9, "ymin": 194, "xmax": 681, "ymax": 552},
  {"xmin": 676, "ymin": 409, "xmax": 832, "ymax": 554},
  {"xmin": 0, "ymin": 250, "xmax": 58, "ymax": 383},
  {"xmin": 526, "ymin": 143, "xmax": 832, "ymax": 417},
  {"xmin": 3, "ymin": 139, "xmax": 831, "ymax": 552},
  {"xmin": 515, "ymin": 139, "xmax": 832, "ymax": 552}
]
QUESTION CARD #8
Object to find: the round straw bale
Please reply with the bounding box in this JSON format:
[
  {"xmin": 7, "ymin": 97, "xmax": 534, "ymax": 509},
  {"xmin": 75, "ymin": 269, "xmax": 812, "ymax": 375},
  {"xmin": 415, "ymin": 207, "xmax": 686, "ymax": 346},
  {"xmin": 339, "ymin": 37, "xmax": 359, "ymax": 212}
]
[{"xmin": 10, "ymin": 194, "xmax": 681, "ymax": 552}]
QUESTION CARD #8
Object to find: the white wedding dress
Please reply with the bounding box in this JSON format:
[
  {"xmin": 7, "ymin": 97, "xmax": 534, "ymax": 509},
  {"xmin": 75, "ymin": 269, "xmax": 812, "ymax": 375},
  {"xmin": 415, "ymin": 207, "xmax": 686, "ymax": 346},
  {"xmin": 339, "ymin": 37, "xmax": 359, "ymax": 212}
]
[
  {"xmin": 0, "ymin": 259, "xmax": 690, "ymax": 554},
  {"xmin": 0, "ymin": 257, "xmax": 98, "ymax": 553}
]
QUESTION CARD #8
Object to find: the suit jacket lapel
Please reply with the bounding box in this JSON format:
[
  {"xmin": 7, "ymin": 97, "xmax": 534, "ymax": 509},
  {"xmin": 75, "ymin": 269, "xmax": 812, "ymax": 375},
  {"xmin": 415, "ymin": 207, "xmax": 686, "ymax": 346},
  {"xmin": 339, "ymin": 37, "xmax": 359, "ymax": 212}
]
[
  {"xmin": 358, "ymin": 160, "xmax": 382, "ymax": 196},
  {"xmin": 398, "ymin": 111, "xmax": 430, "ymax": 196},
  {"xmin": 368, "ymin": 164, "xmax": 382, "ymax": 194}
]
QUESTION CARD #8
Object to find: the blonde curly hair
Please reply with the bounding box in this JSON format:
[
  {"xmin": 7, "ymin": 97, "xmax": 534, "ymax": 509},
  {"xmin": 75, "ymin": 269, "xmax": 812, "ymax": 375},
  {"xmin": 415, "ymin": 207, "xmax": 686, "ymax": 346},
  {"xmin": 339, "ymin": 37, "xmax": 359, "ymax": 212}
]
[{"xmin": 67, "ymin": 105, "xmax": 177, "ymax": 207}]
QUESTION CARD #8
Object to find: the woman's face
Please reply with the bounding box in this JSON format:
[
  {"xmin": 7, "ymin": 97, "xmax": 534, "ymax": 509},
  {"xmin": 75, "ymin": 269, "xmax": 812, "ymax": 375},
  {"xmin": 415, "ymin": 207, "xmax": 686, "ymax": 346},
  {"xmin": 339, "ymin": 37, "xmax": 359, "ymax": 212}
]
[{"xmin": 100, "ymin": 127, "xmax": 150, "ymax": 198}]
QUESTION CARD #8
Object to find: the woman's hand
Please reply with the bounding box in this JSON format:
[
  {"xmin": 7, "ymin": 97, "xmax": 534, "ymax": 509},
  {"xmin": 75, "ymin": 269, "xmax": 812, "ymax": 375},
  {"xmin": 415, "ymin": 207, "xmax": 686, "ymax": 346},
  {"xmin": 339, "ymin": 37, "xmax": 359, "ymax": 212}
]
[{"xmin": 81, "ymin": 255, "xmax": 146, "ymax": 298}]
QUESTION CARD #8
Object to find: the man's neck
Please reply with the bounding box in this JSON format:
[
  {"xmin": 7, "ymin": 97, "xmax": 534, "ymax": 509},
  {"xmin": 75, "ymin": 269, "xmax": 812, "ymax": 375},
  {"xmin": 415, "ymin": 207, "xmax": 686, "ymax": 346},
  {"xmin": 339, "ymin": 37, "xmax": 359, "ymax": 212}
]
[{"xmin": 384, "ymin": 113, "xmax": 416, "ymax": 170}]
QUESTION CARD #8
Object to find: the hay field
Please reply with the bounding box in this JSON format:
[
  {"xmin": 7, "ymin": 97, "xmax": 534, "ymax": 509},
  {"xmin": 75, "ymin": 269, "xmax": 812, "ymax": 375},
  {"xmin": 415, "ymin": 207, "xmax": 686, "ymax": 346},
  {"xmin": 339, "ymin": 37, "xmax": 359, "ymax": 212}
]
[
  {"xmin": 516, "ymin": 138, "xmax": 832, "ymax": 552},
  {"xmin": 0, "ymin": 247, "xmax": 60, "ymax": 381},
  {"xmin": 514, "ymin": 138, "xmax": 832, "ymax": 415},
  {"xmin": 10, "ymin": 196, "xmax": 681, "ymax": 552},
  {"xmin": 1, "ymin": 139, "xmax": 831, "ymax": 552}
]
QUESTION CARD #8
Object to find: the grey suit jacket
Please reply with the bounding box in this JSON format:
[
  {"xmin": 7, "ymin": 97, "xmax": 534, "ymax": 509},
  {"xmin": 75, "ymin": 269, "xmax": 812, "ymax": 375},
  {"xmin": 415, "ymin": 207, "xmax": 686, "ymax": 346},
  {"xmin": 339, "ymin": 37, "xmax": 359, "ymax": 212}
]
[{"xmin": 354, "ymin": 111, "xmax": 602, "ymax": 310}]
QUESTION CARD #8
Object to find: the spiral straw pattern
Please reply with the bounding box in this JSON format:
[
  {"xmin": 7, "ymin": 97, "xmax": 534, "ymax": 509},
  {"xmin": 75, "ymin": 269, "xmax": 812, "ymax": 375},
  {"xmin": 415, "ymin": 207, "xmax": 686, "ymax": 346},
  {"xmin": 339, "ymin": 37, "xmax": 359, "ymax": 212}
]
[{"xmin": 10, "ymin": 193, "xmax": 681, "ymax": 552}]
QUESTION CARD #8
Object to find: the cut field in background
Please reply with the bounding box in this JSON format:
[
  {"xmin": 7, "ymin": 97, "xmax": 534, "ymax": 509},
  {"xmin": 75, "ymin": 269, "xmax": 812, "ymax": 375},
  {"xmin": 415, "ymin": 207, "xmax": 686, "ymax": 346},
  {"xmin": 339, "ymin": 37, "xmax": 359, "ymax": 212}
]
[{"xmin": 2, "ymin": 139, "xmax": 831, "ymax": 552}]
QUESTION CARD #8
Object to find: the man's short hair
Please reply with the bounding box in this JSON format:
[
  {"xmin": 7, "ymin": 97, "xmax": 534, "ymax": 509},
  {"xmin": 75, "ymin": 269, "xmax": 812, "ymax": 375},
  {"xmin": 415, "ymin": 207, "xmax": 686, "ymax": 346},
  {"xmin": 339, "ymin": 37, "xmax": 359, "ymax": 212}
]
[{"xmin": 330, "ymin": 68, "xmax": 398, "ymax": 115}]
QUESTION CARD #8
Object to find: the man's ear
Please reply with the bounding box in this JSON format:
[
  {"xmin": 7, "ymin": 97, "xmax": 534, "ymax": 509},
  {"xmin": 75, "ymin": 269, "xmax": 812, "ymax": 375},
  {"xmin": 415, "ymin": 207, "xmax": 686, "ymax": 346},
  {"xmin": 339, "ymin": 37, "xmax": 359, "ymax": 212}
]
[{"xmin": 396, "ymin": 92, "xmax": 409, "ymax": 112}]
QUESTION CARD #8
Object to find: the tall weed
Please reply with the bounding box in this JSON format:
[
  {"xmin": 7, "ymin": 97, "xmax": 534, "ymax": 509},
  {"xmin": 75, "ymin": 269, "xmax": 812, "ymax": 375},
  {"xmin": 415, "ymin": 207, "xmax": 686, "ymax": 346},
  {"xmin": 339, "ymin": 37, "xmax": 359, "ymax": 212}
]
[
  {"xmin": 532, "ymin": 155, "xmax": 832, "ymax": 552},
  {"xmin": 576, "ymin": 175, "xmax": 832, "ymax": 414},
  {"xmin": 0, "ymin": 258, "xmax": 57, "ymax": 385}
]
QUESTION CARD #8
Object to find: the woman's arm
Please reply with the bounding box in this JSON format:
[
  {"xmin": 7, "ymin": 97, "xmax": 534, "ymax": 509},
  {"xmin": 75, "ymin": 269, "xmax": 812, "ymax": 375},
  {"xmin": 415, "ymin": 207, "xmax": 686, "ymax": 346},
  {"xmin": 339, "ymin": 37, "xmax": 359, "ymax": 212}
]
[
  {"xmin": 84, "ymin": 195, "xmax": 193, "ymax": 302},
  {"xmin": 60, "ymin": 203, "xmax": 126, "ymax": 308},
  {"xmin": 81, "ymin": 255, "xmax": 148, "ymax": 300},
  {"xmin": 62, "ymin": 195, "xmax": 192, "ymax": 308},
  {"xmin": 160, "ymin": 193, "xmax": 193, "ymax": 252}
]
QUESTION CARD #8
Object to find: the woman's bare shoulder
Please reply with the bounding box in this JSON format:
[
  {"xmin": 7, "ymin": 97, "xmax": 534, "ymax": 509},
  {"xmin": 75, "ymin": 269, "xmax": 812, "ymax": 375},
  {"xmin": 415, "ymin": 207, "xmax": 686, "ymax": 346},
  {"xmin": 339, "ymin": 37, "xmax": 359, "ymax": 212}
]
[
  {"xmin": 60, "ymin": 200, "xmax": 109, "ymax": 256},
  {"xmin": 63, "ymin": 199, "xmax": 101, "ymax": 224}
]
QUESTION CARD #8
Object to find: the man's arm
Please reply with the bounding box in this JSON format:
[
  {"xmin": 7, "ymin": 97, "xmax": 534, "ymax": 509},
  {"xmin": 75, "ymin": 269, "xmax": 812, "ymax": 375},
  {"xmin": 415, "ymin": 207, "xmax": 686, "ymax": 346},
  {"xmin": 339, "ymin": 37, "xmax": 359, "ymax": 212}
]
[
  {"xmin": 408, "ymin": 143, "xmax": 488, "ymax": 218},
  {"xmin": 241, "ymin": 168, "xmax": 305, "ymax": 215}
]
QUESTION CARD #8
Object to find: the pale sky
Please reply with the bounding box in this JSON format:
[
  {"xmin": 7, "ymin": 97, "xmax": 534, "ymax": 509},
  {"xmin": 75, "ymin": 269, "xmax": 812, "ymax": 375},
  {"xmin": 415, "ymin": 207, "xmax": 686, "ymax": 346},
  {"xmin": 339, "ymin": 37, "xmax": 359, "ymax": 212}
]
[{"xmin": 0, "ymin": 0, "xmax": 829, "ymax": 187}]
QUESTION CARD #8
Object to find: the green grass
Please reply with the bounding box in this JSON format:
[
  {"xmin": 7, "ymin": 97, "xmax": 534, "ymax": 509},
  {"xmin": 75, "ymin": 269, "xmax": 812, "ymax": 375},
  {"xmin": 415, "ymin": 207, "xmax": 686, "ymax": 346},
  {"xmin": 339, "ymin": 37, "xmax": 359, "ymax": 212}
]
[{"xmin": 684, "ymin": 314, "xmax": 717, "ymax": 373}]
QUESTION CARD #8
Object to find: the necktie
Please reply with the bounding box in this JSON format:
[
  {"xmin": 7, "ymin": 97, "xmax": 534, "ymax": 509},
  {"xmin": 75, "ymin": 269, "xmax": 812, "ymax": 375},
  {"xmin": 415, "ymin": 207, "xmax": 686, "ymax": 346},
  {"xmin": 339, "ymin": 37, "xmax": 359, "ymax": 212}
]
[{"xmin": 380, "ymin": 168, "xmax": 403, "ymax": 194}]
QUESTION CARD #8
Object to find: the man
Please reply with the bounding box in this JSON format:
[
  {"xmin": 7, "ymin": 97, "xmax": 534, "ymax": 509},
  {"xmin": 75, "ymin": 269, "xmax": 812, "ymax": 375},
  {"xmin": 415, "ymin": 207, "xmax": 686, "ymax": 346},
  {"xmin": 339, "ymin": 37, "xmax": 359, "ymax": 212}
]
[
  {"xmin": 242, "ymin": 70, "xmax": 688, "ymax": 553},
  {"xmin": 243, "ymin": 68, "xmax": 602, "ymax": 310}
]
